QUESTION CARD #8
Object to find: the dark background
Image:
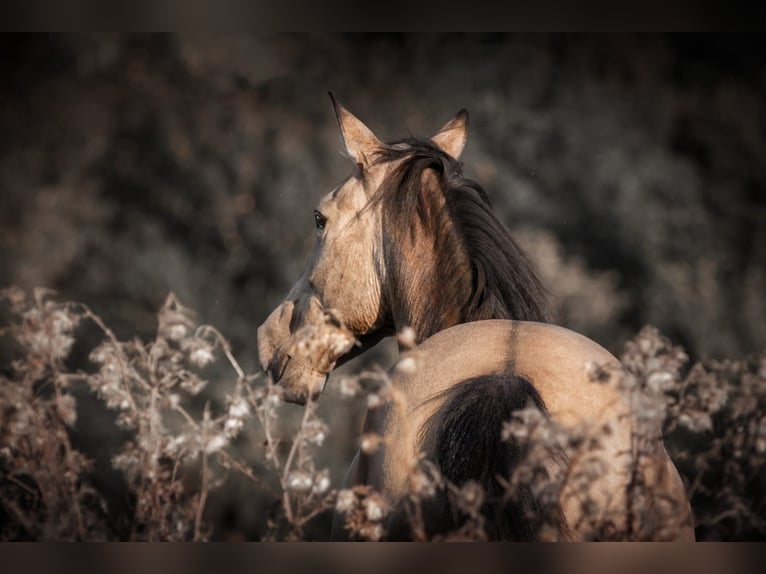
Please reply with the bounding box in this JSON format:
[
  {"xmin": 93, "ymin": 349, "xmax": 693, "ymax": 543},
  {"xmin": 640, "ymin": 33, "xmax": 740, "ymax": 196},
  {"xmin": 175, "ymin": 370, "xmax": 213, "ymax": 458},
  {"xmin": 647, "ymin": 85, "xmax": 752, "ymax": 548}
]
[{"xmin": 1, "ymin": 34, "xmax": 765, "ymax": 538}]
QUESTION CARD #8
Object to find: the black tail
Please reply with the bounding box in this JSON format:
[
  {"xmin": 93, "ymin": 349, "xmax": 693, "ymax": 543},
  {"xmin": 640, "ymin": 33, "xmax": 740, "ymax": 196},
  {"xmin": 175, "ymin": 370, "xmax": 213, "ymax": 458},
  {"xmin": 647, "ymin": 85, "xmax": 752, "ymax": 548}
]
[{"xmin": 416, "ymin": 373, "xmax": 570, "ymax": 540}]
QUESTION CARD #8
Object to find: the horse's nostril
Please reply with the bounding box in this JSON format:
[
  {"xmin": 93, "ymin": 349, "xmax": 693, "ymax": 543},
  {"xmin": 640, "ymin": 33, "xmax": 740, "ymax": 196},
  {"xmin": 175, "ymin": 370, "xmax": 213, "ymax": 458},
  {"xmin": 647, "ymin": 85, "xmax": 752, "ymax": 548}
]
[{"xmin": 272, "ymin": 353, "xmax": 291, "ymax": 383}]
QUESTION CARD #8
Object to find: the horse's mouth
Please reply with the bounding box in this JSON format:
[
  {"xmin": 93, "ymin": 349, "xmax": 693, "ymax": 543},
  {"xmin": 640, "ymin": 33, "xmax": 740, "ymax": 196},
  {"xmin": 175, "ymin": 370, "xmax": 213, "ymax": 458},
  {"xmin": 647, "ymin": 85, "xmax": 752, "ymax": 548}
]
[
  {"xmin": 281, "ymin": 386, "xmax": 308, "ymax": 405},
  {"xmin": 267, "ymin": 350, "xmax": 331, "ymax": 405},
  {"xmin": 280, "ymin": 379, "xmax": 327, "ymax": 406}
]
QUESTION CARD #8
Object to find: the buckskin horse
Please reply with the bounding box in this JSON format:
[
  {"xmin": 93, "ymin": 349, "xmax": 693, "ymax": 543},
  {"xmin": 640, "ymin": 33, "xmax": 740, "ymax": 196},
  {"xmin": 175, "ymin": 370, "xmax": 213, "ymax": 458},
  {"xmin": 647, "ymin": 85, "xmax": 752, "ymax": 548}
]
[{"xmin": 256, "ymin": 94, "xmax": 695, "ymax": 541}]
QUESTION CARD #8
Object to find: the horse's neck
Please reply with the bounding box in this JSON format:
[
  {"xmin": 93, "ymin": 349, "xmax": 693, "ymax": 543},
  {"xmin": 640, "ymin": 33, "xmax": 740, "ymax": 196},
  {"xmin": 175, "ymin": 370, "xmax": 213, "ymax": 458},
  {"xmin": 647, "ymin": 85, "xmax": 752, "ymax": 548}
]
[{"xmin": 385, "ymin": 224, "xmax": 474, "ymax": 343}]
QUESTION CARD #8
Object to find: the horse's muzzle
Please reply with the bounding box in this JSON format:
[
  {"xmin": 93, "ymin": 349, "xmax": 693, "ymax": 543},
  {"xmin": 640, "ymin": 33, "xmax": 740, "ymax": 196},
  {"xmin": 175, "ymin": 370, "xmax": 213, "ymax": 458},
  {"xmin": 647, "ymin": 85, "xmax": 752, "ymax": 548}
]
[
  {"xmin": 257, "ymin": 297, "xmax": 356, "ymax": 404},
  {"xmin": 257, "ymin": 300, "xmax": 295, "ymax": 375}
]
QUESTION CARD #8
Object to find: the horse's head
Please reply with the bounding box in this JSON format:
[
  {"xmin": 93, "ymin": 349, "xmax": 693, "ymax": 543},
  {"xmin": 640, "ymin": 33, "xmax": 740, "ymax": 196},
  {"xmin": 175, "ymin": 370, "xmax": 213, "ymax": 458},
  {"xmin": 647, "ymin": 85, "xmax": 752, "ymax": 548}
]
[{"xmin": 257, "ymin": 94, "xmax": 469, "ymax": 404}]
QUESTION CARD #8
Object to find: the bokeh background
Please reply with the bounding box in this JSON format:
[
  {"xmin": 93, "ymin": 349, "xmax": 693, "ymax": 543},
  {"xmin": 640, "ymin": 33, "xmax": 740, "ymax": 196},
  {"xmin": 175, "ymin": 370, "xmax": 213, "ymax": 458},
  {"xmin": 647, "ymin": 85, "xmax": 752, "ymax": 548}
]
[{"xmin": 1, "ymin": 34, "xmax": 765, "ymax": 539}]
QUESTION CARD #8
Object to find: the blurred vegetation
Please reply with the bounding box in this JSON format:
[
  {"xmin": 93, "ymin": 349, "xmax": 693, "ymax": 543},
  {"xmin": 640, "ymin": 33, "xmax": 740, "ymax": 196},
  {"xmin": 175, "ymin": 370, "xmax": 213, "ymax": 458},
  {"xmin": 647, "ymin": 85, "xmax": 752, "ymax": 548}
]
[{"xmin": 0, "ymin": 34, "xmax": 764, "ymax": 539}]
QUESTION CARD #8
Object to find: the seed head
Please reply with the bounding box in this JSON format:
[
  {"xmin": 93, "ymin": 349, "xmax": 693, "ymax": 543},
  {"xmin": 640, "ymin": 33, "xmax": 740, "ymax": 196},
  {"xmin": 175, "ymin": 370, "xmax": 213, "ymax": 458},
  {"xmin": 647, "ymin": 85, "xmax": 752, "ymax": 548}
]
[
  {"xmin": 335, "ymin": 489, "xmax": 356, "ymax": 513},
  {"xmin": 286, "ymin": 471, "xmax": 314, "ymax": 493}
]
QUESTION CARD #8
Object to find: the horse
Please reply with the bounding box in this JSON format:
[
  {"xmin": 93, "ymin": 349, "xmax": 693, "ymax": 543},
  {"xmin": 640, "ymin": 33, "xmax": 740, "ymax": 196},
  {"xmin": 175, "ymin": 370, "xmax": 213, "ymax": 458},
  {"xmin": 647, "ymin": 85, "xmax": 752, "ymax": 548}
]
[{"xmin": 256, "ymin": 94, "xmax": 695, "ymax": 541}]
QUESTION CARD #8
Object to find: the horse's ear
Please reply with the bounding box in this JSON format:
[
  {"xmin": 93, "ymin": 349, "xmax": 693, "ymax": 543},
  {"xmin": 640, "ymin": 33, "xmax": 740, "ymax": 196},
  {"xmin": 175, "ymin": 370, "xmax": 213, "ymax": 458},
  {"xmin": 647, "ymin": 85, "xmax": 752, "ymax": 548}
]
[
  {"xmin": 431, "ymin": 109, "xmax": 469, "ymax": 159},
  {"xmin": 329, "ymin": 93, "xmax": 382, "ymax": 166}
]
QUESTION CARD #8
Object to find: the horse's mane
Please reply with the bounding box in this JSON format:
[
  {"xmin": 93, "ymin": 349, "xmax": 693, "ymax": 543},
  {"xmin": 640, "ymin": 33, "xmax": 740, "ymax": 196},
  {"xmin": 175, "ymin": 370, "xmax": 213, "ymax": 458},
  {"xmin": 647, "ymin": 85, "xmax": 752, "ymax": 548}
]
[{"xmin": 371, "ymin": 138, "xmax": 550, "ymax": 340}]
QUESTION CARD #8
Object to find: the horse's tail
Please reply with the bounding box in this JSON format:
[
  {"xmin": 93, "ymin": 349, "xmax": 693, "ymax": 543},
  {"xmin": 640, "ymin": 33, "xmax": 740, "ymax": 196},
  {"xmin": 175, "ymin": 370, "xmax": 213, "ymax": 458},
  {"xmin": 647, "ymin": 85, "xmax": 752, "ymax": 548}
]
[{"xmin": 418, "ymin": 373, "xmax": 570, "ymax": 540}]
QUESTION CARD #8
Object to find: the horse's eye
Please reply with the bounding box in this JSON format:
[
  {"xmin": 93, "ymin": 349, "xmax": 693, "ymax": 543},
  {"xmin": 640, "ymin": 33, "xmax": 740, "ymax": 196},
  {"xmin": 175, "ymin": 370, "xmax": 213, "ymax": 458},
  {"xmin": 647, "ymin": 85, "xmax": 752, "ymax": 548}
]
[{"xmin": 314, "ymin": 210, "xmax": 327, "ymax": 231}]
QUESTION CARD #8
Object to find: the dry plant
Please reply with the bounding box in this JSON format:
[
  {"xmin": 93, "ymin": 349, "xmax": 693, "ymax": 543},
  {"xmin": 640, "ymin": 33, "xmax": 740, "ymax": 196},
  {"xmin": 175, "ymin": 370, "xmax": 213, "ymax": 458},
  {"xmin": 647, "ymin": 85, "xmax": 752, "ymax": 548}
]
[
  {"xmin": 496, "ymin": 326, "xmax": 766, "ymax": 541},
  {"xmin": 0, "ymin": 288, "xmax": 338, "ymax": 540},
  {"xmin": 617, "ymin": 326, "xmax": 766, "ymax": 540},
  {"xmin": 1, "ymin": 288, "xmax": 764, "ymax": 540},
  {"xmin": 0, "ymin": 288, "xmax": 105, "ymax": 540}
]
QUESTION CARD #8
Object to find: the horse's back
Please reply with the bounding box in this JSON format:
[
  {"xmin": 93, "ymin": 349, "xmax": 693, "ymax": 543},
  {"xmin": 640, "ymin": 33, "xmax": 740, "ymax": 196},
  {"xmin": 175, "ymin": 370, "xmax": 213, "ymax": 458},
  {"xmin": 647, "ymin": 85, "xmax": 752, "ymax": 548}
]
[{"xmin": 408, "ymin": 320, "xmax": 624, "ymax": 427}]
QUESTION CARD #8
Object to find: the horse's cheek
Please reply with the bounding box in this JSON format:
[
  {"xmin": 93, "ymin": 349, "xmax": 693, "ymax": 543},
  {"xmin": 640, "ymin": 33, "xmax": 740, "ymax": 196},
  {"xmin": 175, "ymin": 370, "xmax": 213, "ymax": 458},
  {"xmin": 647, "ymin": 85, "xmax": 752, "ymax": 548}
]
[{"xmin": 320, "ymin": 243, "xmax": 380, "ymax": 334}]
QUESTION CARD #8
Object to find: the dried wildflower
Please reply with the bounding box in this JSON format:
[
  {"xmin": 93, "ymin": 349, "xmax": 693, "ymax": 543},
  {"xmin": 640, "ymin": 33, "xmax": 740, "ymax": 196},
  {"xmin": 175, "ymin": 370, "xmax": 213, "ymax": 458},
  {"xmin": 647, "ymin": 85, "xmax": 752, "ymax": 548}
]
[
  {"xmin": 266, "ymin": 390, "xmax": 282, "ymax": 408},
  {"xmin": 189, "ymin": 345, "xmax": 215, "ymax": 368},
  {"xmin": 178, "ymin": 371, "xmax": 207, "ymax": 395},
  {"xmin": 367, "ymin": 393, "xmax": 385, "ymax": 409},
  {"xmin": 501, "ymin": 405, "xmax": 551, "ymax": 442},
  {"xmin": 56, "ymin": 393, "xmax": 78, "ymax": 427},
  {"xmin": 360, "ymin": 433, "xmax": 384, "ymax": 455},
  {"xmin": 112, "ymin": 448, "xmax": 141, "ymax": 477},
  {"xmin": 313, "ymin": 469, "xmax": 331, "ymax": 495},
  {"xmin": 115, "ymin": 411, "xmax": 138, "ymax": 429},
  {"xmin": 165, "ymin": 394, "xmax": 180, "ymax": 409},
  {"xmin": 51, "ymin": 309, "xmax": 75, "ymax": 333},
  {"xmin": 410, "ymin": 468, "xmax": 438, "ymax": 499},
  {"xmin": 646, "ymin": 371, "xmax": 675, "ymax": 393},
  {"xmin": 363, "ymin": 492, "xmax": 390, "ymax": 522},
  {"xmin": 335, "ymin": 489, "xmax": 356, "ymax": 513},
  {"xmin": 168, "ymin": 323, "xmax": 189, "ymax": 341},
  {"xmin": 285, "ymin": 308, "xmax": 356, "ymax": 375},
  {"xmin": 678, "ymin": 412, "xmax": 713, "ymax": 433},
  {"xmin": 223, "ymin": 397, "xmax": 250, "ymax": 436},
  {"xmin": 395, "ymin": 356, "xmax": 417, "ymax": 376},
  {"xmin": 286, "ymin": 471, "xmax": 314, "ymax": 493},
  {"xmin": 456, "ymin": 480, "xmax": 484, "ymax": 515},
  {"xmin": 157, "ymin": 294, "xmax": 196, "ymax": 342},
  {"xmin": 204, "ymin": 432, "xmax": 229, "ymax": 455},
  {"xmin": 358, "ymin": 523, "xmax": 384, "ymax": 541},
  {"xmin": 223, "ymin": 417, "xmax": 243, "ymax": 435},
  {"xmin": 338, "ymin": 376, "xmax": 361, "ymax": 398},
  {"xmin": 621, "ymin": 326, "xmax": 688, "ymax": 377},
  {"xmin": 396, "ymin": 326, "xmax": 417, "ymax": 349},
  {"xmin": 692, "ymin": 365, "xmax": 729, "ymax": 414},
  {"xmin": 228, "ymin": 398, "xmax": 250, "ymax": 419},
  {"xmin": 585, "ymin": 360, "xmax": 612, "ymax": 383},
  {"xmin": 166, "ymin": 435, "xmax": 188, "ymax": 457},
  {"xmin": 89, "ymin": 343, "xmax": 117, "ymax": 365},
  {"xmin": 15, "ymin": 299, "xmax": 81, "ymax": 361},
  {"xmin": 0, "ymin": 286, "xmax": 26, "ymax": 311},
  {"xmin": 303, "ymin": 419, "xmax": 328, "ymax": 446}
]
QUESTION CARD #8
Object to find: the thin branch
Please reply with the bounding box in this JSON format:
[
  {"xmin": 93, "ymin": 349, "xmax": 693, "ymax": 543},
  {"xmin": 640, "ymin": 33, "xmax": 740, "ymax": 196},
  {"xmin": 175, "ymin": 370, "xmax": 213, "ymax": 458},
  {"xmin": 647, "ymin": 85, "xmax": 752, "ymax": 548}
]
[{"xmin": 194, "ymin": 452, "xmax": 209, "ymax": 541}]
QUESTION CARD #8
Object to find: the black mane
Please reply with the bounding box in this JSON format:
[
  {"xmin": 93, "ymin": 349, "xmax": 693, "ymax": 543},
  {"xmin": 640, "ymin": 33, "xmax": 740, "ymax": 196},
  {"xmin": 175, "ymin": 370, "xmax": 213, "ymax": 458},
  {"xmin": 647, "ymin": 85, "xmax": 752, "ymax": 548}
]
[{"xmin": 372, "ymin": 138, "xmax": 550, "ymax": 340}]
